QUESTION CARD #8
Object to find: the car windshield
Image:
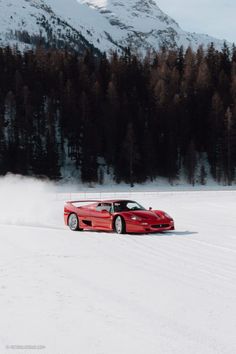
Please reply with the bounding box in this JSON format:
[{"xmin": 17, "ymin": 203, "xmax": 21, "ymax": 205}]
[{"xmin": 113, "ymin": 201, "xmax": 146, "ymax": 212}]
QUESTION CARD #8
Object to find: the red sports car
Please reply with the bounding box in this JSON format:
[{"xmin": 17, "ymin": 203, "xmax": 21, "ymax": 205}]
[{"xmin": 64, "ymin": 199, "xmax": 175, "ymax": 234}]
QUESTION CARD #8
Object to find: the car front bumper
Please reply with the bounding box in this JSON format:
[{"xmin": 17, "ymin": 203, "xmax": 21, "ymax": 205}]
[{"xmin": 126, "ymin": 219, "xmax": 175, "ymax": 233}]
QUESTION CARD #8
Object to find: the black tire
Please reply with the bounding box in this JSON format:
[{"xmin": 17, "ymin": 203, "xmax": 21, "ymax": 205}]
[
  {"xmin": 114, "ymin": 216, "xmax": 126, "ymax": 234},
  {"xmin": 68, "ymin": 213, "xmax": 81, "ymax": 231}
]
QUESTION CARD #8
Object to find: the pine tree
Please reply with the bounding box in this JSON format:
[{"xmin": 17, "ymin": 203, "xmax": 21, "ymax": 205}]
[
  {"xmin": 207, "ymin": 92, "xmax": 224, "ymax": 182},
  {"xmin": 120, "ymin": 122, "xmax": 138, "ymax": 187},
  {"xmin": 80, "ymin": 91, "xmax": 99, "ymax": 183},
  {"xmin": 224, "ymin": 107, "xmax": 233, "ymax": 184},
  {"xmin": 185, "ymin": 140, "xmax": 197, "ymax": 185}
]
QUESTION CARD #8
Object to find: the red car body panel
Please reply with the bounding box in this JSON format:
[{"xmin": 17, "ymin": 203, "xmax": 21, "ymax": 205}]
[{"xmin": 64, "ymin": 199, "xmax": 175, "ymax": 234}]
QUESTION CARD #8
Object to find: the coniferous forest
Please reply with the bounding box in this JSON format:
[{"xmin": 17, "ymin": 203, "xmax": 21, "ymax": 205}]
[{"xmin": 0, "ymin": 44, "xmax": 236, "ymax": 185}]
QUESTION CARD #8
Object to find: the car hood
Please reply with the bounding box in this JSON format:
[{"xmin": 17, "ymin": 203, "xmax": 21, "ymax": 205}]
[{"xmin": 123, "ymin": 210, "xmax": 164, "ymax": 221}]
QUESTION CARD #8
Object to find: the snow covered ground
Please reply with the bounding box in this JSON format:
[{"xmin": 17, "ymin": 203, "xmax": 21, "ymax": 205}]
[{"xmin": 0, "ymin": 176, "xmax": 236, "ymax": 354}]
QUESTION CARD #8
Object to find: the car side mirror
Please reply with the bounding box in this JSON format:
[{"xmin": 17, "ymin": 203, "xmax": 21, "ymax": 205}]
[
  {"xmin": 149, "ymin": 207, "xmax": 152, "ymax": 211},
  {"xmin": 101, "ymin": 209, "xmax": 110, "ymax": 214}
]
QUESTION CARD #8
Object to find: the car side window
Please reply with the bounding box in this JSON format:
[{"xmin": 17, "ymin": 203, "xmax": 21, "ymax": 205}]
[
  {"xmin": 96, "ymin": 203, "xmax": 101, "ymax": 211},
  {"xmin": 114, "ymin": 202, "xmax": 128, "ymax": 212},
  {"xmin": 114, "ymin": 203, "xmax": 122, "ymax": 212},
  {"xmin": 96, "ymin": 203, "xmax": 111, "ymax": 212}
]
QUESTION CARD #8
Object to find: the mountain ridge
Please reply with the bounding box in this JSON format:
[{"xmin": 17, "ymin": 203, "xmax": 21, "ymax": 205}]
[{"xmin": 0, "ymin": 0, "xmax": 229, "ymax": 53}]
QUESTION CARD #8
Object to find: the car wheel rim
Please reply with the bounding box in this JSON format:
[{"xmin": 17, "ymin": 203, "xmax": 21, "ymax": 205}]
[
  {"xmin": 69, "ymin": 214, "xmax": 78, "ymax": 230},
  {"xmin": 115, "ymin": 217, "xmax": 122, "ymax": 233}
]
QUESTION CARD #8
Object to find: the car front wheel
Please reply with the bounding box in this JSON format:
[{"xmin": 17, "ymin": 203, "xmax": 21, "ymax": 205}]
[{"xmin": 114, "ymin": 216, "xmax": 126, "ymax": 234}]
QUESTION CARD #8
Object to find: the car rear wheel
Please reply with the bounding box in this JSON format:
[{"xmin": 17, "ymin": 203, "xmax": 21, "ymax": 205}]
[
  {"xmin": 68, "ymin": 213, "xmax": 81, "ymax": 231},
  {"xmin": 114, "ymin": 216, "xmax": 126, "ymax": 234}
]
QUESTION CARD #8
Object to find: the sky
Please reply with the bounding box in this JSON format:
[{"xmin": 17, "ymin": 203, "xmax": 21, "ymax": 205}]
[{"xmin": 156, "ymin": 0, "xmax": 236, "ymax": 44}]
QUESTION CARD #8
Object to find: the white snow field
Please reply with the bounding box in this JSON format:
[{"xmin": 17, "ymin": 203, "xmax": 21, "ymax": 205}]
[{"xmin": 0, "ymin": 176, "xmax": 236, "ymax": 354}]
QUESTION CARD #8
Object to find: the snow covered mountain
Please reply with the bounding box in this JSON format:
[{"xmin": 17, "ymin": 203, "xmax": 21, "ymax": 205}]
[
  {"xmin": 0, "ymin": 0, "xmax": 99, "ymax": 53},
  {"xmin": 0, "ymin": 0, "xmax": 227, "ymax": 53}
]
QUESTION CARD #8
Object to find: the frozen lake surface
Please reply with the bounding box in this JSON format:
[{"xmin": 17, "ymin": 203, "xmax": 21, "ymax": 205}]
[{"xmin": 0, "ymin": 180, "xmax": 235, "ymax": 354}]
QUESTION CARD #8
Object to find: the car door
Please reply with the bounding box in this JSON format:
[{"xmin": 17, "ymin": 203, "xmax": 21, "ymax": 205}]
[{"xmin": 93, "ymin": 203, "xmax": 112, "ymax": 230}]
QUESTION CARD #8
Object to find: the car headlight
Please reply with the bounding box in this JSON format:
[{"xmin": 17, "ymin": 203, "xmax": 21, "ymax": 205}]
[
  {"xmin": 164, "ymin": 212, "xmax": 172, "ymax": 219},
  {"xmin": 131, "ymin": 215, "xmax": 142, "ymax": 221}
]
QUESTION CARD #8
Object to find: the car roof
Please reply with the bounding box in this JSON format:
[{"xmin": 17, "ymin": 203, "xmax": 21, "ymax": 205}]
[{"xmin": 98, "ymin": 199, "xmax": 135, "ymax": 203}]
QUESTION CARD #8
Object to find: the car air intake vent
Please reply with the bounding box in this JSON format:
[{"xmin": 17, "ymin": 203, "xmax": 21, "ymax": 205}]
[
  {"xmin": 152, "ymin": 224, "xmax": 169, "ymax": 228},
  {"xmin": 83, "ymin": 220, "xmax": 92, "ymax": 226}
]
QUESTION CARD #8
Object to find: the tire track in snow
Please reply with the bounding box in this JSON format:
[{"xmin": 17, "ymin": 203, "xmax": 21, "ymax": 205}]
[{"xmin": 125, "ymin": 234, "xmax": 236, "ymax": 295}]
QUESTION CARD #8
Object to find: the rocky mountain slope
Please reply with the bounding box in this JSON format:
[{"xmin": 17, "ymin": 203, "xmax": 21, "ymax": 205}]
[
  {"xmin": 0, "ymin": 0, "xmax": 227, "ymax": 53},
  {"xmin": 0, "ymin": 0, "xmax": 98, "ymax": 53}
]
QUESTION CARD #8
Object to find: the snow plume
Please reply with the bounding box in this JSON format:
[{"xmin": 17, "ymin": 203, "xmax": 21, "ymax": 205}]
[{"xmin": 0, "ymin": 174, "xmax": 62, "ymax": 228}]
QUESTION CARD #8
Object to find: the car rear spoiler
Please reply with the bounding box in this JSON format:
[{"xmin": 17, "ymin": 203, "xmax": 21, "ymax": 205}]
[{"xmin": 65, "ymin": 200, "xmax": 101, "ymax": 204}]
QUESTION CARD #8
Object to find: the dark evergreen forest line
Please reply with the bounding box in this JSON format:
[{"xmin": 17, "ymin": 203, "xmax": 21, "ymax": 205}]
[{"xmin": 0, "ymin": 44, "xmax": 236, "ymax": 185}]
